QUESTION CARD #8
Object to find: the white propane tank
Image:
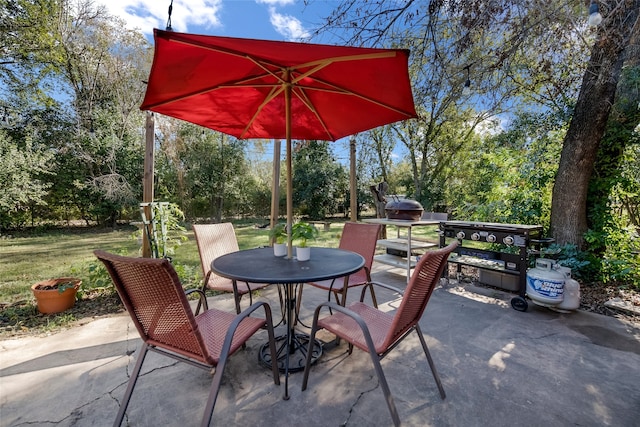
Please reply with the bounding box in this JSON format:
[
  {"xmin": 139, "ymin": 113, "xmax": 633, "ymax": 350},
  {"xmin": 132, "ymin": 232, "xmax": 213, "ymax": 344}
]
[
  {"xmin": 554, "ymin": 266, "xmax": 581, "ymax": 312},
  {"xmin": 526, "ymin": 258, "xmax": 565, "ymax": 306}
]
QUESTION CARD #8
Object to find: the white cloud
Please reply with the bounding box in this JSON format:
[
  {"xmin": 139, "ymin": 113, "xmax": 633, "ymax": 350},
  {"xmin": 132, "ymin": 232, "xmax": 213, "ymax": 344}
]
[
  {"xmin": 267, "ymin": 6, "xmax": 310, "ymax": 40},
  {"xmin": 256, "ymin": 0, "xmax": 295, "ymax": 6},
  {"xmin": 474, "ymin": 115, "xmax": 508, "ymax": 137},
  {"xmin": 96, "ymin": 0, "xmax": 223, "ymax": 34}
]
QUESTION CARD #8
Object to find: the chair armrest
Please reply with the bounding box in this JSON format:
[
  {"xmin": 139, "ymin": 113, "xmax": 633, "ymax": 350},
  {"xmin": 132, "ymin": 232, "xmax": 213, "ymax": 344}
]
[
  {"xmin": 359, "ymin": 280, "xmax": 404, "ymax": 303},
  {"xmin": 312, "ymin": 301, "xmax": 378, "ymax": 353},
  {"xmin": 186, "ymin": 288, "xmax": 208, "ymax": 312},
  {"xmin": 315, "ymin": 300, "xmax": 360, "ymax": 318},
  {"xmin": 218, "ymin": 301, "xmax": 275, "ymax": 361},
  {"xmin": 237, "ymin": 300, "xmax": 273, "ymax": 321}
]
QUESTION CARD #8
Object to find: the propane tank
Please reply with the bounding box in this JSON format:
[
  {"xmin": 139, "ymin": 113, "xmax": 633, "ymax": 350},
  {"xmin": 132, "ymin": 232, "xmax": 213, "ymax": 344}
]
[
  {"xmin": 526, "ymin": 258, "xmax": 565, "ymax": 306},
  {"xmin": 554, "ymin": 266, "xmax": 581, "ymax": 312}
]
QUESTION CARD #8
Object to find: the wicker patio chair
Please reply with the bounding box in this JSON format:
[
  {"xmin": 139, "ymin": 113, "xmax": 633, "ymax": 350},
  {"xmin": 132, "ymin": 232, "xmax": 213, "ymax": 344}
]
[
  {"xmin": 307, "ymin": 222, "xmax": 382, "ymax": 307},
  {"xmin": 301, "ymin": 241, "xmax": 458, "ymax": 427},
  {"xmin": 94, "ymin": 250, "xmax": 280, "ymax": 427},
  {"xmin": 193, "ymin": 223, "xmax": 269, "ymax": 314}
]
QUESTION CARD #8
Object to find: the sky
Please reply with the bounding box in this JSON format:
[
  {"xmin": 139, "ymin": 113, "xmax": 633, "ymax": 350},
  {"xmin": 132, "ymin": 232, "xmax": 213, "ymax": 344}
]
[{"xmin": 95, "ymin": 0, "xmax": 335, "ymax": 42}]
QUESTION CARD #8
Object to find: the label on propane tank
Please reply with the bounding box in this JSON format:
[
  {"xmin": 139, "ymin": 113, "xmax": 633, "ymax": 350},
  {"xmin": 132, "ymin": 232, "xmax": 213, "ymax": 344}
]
[{"xmin": 526, "ymin": 276, "xmax": 564, "ymax": 298}]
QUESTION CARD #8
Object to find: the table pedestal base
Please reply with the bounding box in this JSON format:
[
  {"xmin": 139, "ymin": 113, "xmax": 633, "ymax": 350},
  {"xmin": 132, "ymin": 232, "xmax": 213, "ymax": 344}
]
[{"xmin": 259, "ymin": 333, "xmax": 323, "ymax": 373}]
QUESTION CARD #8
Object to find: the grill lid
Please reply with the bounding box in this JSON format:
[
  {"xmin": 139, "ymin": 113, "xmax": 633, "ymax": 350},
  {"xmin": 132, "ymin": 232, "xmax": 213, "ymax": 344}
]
[{"xmin": 385, "ymin": 197, "xmax": 424, "ymax": 220}]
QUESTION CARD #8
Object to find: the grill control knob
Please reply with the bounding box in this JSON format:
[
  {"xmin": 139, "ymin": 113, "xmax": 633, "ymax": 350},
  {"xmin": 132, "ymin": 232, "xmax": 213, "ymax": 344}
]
[
  {"xmin": 503, "ymin": 236, "xmax": 514, "ymax": 245},
  {"xmin": 471, "ymin": 232, "xmax": 480, "ymax": 241},
  {"xmin": 486, "ymin": 234, "xmax": 496, "ymax": 243},
  {"xmin": 456, "ymin": 231, "xmax": 465, "ymax": 239}
]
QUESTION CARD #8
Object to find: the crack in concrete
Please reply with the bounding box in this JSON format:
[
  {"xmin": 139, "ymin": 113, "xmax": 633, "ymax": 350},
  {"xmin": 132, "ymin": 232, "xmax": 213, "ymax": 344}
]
[
  {"xmin": 342, "ymin": 376, "xmax": 380, "ymax": 426},
  {"xmin": 104, "ymin": 322, "xmax": 181, "ymax": 426},
  {"xmin": 11, "ymin": 323, "xmax": 148, "ymax": 427},
  {"xmin": 12, "ymin": 394, "xmax": 101, "ymax": 426}
]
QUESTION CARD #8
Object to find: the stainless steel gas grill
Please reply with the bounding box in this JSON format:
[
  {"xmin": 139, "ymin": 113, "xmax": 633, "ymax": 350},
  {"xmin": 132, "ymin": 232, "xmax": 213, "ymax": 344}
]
[{"xmin": 439, "ymin": 221, "xmax": 551, "ymax": 310}]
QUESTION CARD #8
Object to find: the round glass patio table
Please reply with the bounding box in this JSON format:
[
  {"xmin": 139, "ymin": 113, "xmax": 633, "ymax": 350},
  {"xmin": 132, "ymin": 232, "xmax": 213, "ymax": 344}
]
[{"xmin": 211, "ymin": 246, "xmax": 365, "ymax": 400}]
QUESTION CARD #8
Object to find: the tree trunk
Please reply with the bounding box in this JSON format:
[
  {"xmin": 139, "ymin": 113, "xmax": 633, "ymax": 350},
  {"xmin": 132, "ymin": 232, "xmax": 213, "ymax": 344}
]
[
  {"xmin": 369, "ymin": 181, "xmax": 388, "ymax": 239},
  {"xmin": 550, "ymin": 0, "xmax": 640, "ymax": 247},
  {"xmin": 586, "ymin": 21, "xmax": 640, "ymax": 253}
]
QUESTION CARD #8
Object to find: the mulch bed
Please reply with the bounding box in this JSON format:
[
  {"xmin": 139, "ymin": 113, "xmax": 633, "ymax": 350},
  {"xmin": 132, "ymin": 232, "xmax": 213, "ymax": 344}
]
[
  {"xmin": 453, "ymin": 266, "xmax": 639, "ymax": 323},
  {"xmin": 0, "ymin": 288, "xmax": 125, "ymax": 338}
]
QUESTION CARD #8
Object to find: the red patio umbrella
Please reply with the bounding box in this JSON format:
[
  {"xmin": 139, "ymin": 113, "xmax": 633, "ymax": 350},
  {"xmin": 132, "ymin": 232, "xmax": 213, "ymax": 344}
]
[{"xmin": 141, "ymin": 29, "xmax": 417, "ymax": 257}]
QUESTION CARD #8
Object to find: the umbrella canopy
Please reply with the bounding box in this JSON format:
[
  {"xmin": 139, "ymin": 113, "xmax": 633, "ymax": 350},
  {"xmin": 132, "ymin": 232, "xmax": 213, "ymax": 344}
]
[{"xmin": 141, "ymin": 29, "xmax": 417, "ymax": 257}]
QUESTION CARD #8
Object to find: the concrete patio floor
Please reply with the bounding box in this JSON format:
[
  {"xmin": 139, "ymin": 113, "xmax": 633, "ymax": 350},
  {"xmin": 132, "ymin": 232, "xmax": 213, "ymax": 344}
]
[{"xmin": 1, "ymin": 264, "xmax": 639, "ymax": 427}]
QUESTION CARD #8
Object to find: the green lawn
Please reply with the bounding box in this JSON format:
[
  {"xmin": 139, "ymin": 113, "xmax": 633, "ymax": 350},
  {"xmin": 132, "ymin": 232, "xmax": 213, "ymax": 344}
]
[
  {"xmin": 0, "ymin": 226, "xmax": 140, "ymax": 301},
  {"xmin": 0, "ymin": 219, "xmax": 443, "ymax": 303},
  {"xmin": 0, "ymin": 218, "xmax": 441, "ymax": 336}
]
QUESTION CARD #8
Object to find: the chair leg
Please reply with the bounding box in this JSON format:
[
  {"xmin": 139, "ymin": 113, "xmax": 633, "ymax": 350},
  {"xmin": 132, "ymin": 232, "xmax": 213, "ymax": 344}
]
[
  {"xmin": 201, "ymin": 306, "xmax": 280, "ymax": 427},
  {"xmin": 359, "ymin": 283, "xmax": 379, "ymax": 308},
  {"xmin": 369, "ymin": 286, "xmax": 378, "ymax": 308},
  {"xmin": 415, "ymin": 325, "xmax": 446, "ymax": 399},
  {"xmin": 296, "ymin": 284, "xmax": 303, "ymax": 322},
  {"xmin": 200, "ymin": 355, "xmax": 227, "ymax": 427},
  {"xmin": 368, "ymin": 349, "xmax": 401, "ymax": 427},
  {"xmin": 301, "ymin": 307, "xmax": 322, "ymax": 391},
  {"xmin": 231, "ymin": 280, "xmax": 242, "ymax": 315},
  {"xmin": 338, "ymin": 285, "xmax": 347, "ymax": 306},
  {"xmin": 195, "ymin": 282, "xmax": 208, "ymax": 316},
  {"xmin": 113, "ymin": 343, "xmax": 149, "ymax": 427},
  {"xmin": 264, "ymin": 309, "xmax": 281, "ymax": 386}
]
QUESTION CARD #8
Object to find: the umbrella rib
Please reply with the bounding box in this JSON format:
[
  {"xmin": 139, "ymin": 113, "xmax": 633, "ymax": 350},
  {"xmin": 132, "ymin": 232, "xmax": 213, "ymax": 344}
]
[
  {"xmin": 165, "ymin": 31, "xmax": 398, "ymax": 78},
  {"xmin": 165, "ymin": 32, "xmax": 296, "ymax": 88},
  {"xmin": 142, "ymin": 71, "xmax": 282, "ymax": 109},
  {"xmin": 289, "ymin": 51, "xmax": 399, "ymax": 81},
  {"xmin": 165, "ymin": 33, "xmax": 291, "ymax": 75},
  {"xmin": 291, "ymin": 87, "xmax": 335, "ymax": 140},
  {"xmin": 299, "ymin": 76, "xmax": 417, "ymax": 118},
  {"xmin": 148, "ymin": 33, "xmax": 415, "ymax": 138},
  {"xmin": 240, "ymin": 85, "xmax": 285, "ymax": 138}
]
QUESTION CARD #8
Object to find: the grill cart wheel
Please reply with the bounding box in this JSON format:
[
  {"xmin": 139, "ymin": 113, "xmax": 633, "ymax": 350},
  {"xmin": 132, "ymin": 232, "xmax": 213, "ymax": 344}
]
[{"xmin": 511, "ymin": 296, "xmax": 528, "ymax": 312}]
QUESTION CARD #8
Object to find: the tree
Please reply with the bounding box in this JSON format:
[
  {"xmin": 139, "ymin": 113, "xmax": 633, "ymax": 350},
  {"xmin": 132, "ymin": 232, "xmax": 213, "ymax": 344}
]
[
  {"xmin": 0, "ymin": 0, "xmax": 65, "ymax": 98},
  {"xmin": 292, "ymin": 141, "xmax": 347, "ymax": 219},
  {"xmin": 310, "ymin": 1, "xmax": 588, "ymax": 211},
  {"xmin": 551, "ymin": 0, "xmax": 640, "ymax": 247},
  {"xmin": 154, "ymin": 121, "xmax": 261, "ymax": 220},
  {"xmin": 450, "ymin": 111, "xmax": 566, "ymax": 227},
  {"xmin": 0, "ymin": 129, "xmax": 53, "ymax": 231},
  {"xmin": 587, "ymin": 41, "xmax": 640, "ymax": 246},
  {"xmin": 50, "ymin": 1, "xmax": 150, "ymax": 226},
  {"xmin": 356, "ymin": 127, "xmax": 394, "ymax": 185}
]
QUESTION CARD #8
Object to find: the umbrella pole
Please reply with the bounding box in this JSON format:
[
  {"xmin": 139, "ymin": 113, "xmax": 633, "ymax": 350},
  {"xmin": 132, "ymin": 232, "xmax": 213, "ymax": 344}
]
[
  {"xmin": 285, "ymin": 72, "xmax": 294, "ymax": 259},
  {"xmin": 142, "ymin": 112, "xmax": 155, "ymax": 258},
  {"xmin": 350, "ymin": 135, "xmax": 357, "ymax": 222},
  {"xmin": 270, "ymin": 139, "xmax": 281, "ymax": 237}
]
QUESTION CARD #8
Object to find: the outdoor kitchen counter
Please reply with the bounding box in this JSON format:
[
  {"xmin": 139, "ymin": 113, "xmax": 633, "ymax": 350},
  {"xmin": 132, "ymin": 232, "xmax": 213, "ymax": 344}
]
[{"xmin": 363, "ymin": 218, "xmax": 440, "ymax": 282}]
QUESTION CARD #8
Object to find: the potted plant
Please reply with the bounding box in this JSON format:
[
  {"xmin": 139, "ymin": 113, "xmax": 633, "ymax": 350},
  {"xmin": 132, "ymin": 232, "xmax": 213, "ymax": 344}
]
[
  {"xmin": 292, "ymin": 221, "xmax": 318, "ymax": 261},
  {"xmin": 31, "ymin": 277, "xmax": 82, "ymax": 314},
  {"xmin": 269, "ymin": 222, "xmax": 288, "ymax": 256}
]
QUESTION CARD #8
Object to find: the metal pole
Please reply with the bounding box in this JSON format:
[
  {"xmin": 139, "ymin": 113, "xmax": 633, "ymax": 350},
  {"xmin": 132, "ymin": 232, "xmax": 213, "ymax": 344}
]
[
  {"xmin": 285, "ymin": 71, "xmax": 293, "ymax": 259},
  {"xmin": 142, "ymin": 112, "xmax": 155, "ymax": 258},
  {"xmin": 350, "ymin": 135, "xmax": 357, "ymax": 221},
  {"xmin": 270, "ymin": 139, "xmax": 281, "ymax": 241}
]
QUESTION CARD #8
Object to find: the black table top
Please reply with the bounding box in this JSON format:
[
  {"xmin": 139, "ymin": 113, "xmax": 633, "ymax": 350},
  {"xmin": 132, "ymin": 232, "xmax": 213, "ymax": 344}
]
[{"xmin": 211, "ymin": 247, "xmax": 365, "ymax": 284}]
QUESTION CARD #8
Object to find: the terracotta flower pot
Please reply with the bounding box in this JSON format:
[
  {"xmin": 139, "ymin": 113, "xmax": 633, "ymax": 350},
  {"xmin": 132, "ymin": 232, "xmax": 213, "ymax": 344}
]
[{"xmin": 31, "ymin": 278, "xmax": 81, "ymax": 314}]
